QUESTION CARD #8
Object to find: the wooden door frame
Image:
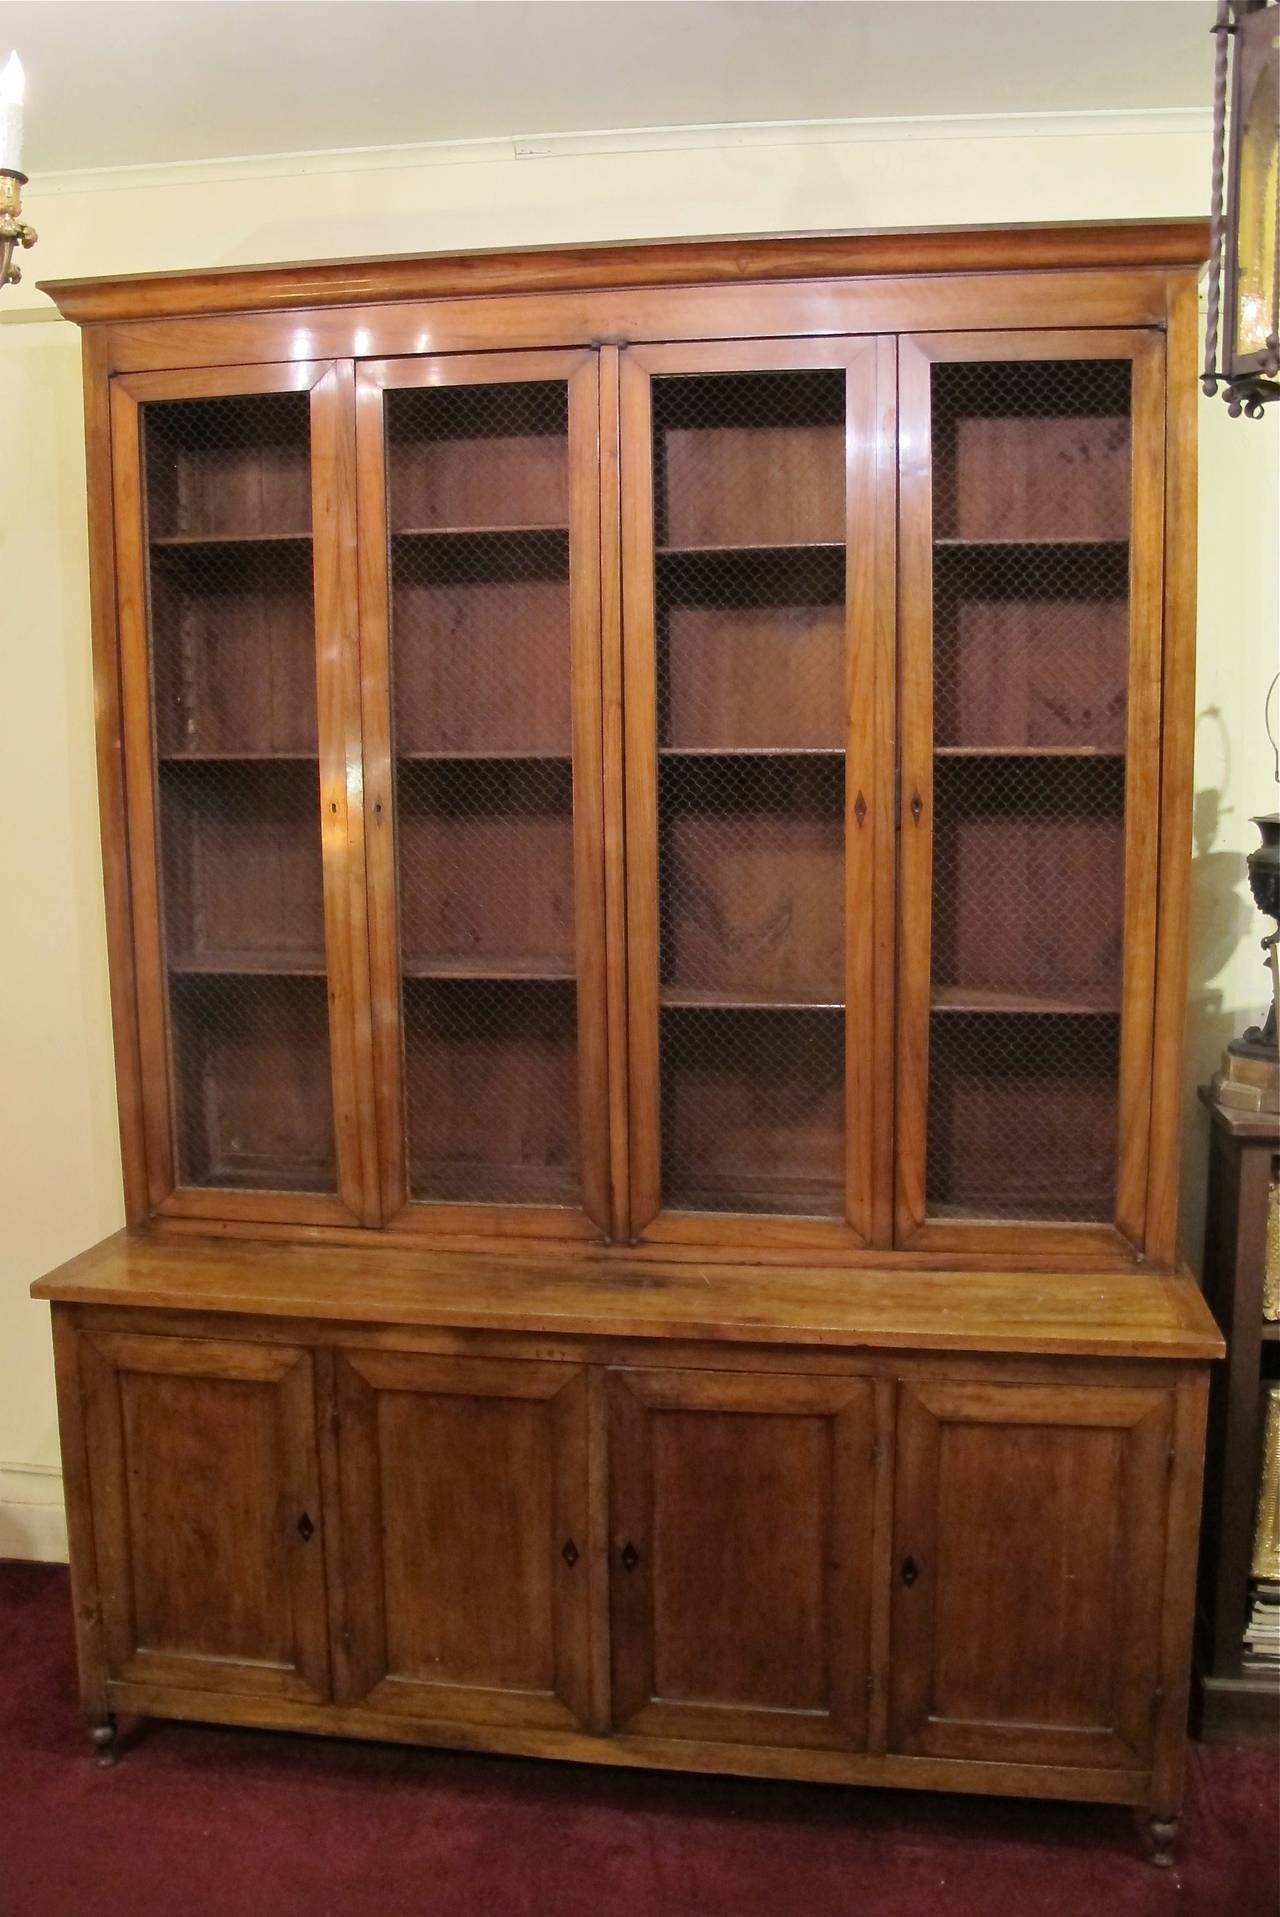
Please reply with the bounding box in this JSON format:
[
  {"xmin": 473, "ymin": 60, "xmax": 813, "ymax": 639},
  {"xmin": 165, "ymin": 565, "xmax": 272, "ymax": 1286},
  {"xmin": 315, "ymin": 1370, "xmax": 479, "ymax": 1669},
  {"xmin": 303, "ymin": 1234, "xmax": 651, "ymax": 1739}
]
[
  {"xmin": 894, "ymin": 329, "xmax": 1167, "ymax": 1259},
  {"xmin": 618, "ymin": 335, "xmax": 897, "ymax": 1254},
  {"xmin": 354, "ymin": 348, "xmax": 612, "ymax": 1241},
  {"xmin": 109, "ymin": 360, "xmax": 378, "ymax": 1228}
]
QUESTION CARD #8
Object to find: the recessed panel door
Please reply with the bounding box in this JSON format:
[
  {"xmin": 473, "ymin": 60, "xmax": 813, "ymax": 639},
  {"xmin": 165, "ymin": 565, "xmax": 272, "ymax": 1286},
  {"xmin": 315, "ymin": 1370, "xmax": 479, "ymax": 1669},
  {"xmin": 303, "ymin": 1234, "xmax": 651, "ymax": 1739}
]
[
  {"xmin": 335, "ymin": 1351, "xmax": 593, "ymax": 1730},
  {"xmin": 890, "ymin": 1378, "xmax": 1172, "ymax": 1769},
  {"xmin": 607, "ymin": 1367, "xmax": 879, "ymax": 1749},
  {"xmin": 80, "ymin": 1331, "xmax": 330, "ymax": 1701}
]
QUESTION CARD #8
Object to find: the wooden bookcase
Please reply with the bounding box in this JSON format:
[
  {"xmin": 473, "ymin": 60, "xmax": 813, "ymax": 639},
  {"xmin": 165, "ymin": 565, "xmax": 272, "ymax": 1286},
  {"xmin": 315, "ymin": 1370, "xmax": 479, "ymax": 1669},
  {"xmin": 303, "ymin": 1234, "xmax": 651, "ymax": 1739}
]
[{"xmin": 33, "ymin": 225, "xmax": 1223, "ymax": 1864}]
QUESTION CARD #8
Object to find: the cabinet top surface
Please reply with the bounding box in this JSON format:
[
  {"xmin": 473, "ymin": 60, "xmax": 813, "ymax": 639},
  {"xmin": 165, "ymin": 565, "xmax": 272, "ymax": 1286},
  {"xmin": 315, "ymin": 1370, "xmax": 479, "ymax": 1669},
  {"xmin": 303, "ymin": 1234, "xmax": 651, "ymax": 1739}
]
[
  {"xmin": 32, "ymin": 1230, "xmax": 1223, "ymax": 1360},
  {"xmin": 39, "ymin": 219, "xmax": 1209, "ymax": 325}
]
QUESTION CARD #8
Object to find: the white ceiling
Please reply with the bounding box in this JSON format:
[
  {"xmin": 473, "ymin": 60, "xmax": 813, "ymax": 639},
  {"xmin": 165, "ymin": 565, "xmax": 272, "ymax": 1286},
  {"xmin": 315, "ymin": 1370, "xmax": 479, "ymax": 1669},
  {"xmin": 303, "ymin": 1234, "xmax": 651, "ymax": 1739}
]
[{"xmin": 0, "ymin": 0, "xmax": 1211, "ymax": 176}]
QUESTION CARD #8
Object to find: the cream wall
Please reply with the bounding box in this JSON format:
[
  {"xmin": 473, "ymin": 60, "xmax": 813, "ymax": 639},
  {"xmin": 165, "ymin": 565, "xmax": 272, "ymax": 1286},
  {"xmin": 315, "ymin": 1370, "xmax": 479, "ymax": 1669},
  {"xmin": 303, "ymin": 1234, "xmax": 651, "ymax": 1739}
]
[{"xmin": 1, "ymin": 116, "xmax": 1275, "ymax": 1559}]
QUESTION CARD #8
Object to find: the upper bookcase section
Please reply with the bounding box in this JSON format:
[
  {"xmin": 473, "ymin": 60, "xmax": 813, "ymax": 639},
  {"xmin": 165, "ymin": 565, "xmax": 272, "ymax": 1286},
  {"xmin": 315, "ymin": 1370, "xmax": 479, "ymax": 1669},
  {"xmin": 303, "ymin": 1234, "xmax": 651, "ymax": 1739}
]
[{"xmin": 39, "ymin": 221, "xmax": 1209, "ymax": 325}]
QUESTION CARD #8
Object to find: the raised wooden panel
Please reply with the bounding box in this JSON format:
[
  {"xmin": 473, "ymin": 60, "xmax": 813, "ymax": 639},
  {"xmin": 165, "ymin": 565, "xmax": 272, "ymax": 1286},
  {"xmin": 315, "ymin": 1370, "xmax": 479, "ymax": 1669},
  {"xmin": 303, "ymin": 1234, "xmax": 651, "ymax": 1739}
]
[
  {"xmin": 607, "ymin": 1367, "xmax": 877, "ymax": 1749},
  {"xmin": 78, "ymin": 1331, "xmax": 329, "ymax": 1701},
  {"xmin": 334, "ymin": 1351, "xmax": 593, "ymax": 1730},
  {"xmin": 890, "ymin": 1379, "xmax": 1172, "ymax": 1768}
]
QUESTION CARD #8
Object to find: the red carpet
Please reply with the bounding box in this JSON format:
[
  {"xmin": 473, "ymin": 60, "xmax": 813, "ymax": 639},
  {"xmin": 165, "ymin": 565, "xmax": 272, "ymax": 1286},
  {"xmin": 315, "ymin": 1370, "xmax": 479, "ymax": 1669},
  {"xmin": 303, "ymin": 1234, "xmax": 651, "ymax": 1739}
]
[{"xmin": 1, "ymin": 1559, "xmax": 1275, "ymax": 1917}]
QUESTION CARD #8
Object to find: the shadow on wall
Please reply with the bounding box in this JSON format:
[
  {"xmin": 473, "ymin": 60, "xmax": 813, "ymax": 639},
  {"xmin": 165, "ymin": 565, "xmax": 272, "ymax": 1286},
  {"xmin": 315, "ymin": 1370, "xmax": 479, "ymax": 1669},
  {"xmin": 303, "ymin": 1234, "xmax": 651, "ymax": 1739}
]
[{"xmin": 1179, "ymin": 725, "xmax": 1267, "ymax": 1268}]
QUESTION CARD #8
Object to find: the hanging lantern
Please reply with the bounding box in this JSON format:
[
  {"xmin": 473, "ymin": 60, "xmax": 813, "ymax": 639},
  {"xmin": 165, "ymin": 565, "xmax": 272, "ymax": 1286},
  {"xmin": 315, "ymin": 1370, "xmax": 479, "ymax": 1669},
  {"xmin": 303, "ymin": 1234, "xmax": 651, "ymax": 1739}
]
[{"xmin": 1203, "ymin": 0, "xmax": 1280, "ymax": 417}]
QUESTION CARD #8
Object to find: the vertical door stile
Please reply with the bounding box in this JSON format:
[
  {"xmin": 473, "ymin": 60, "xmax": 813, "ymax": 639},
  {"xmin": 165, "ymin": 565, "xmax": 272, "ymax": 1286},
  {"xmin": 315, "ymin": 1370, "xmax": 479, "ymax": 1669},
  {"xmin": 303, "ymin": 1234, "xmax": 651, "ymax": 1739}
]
[{"xmin": 310, "ymin": 360, "xmax": 382, "ymax": 1225}]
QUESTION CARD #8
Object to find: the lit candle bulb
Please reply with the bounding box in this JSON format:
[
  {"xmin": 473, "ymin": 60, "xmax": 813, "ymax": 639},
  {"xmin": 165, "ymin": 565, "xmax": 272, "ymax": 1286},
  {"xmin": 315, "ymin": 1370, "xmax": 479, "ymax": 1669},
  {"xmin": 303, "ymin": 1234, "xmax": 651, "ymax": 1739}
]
[{"xmin": 0, "ymin": 53, "xmax": 24, "ymax": 174}]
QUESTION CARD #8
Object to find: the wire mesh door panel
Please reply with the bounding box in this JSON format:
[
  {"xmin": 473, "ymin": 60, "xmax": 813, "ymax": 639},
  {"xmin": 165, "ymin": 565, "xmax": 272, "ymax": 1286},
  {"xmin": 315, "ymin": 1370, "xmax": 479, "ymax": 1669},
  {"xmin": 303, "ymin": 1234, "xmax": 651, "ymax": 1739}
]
[
  {"xmin": 621, "ymin": 340, "xmax": 893, "ymax": 1247},
  {"xmin": 896, "ymin": 332, "xmax": 1166, "ymax": 1253},
  {"xmin": 111, "ymin": 364, "xmax": 369, "ymax": 1223},
  {"xmin": 359, "ymin": 351, "xmax": 608, "ymax": 1234}
]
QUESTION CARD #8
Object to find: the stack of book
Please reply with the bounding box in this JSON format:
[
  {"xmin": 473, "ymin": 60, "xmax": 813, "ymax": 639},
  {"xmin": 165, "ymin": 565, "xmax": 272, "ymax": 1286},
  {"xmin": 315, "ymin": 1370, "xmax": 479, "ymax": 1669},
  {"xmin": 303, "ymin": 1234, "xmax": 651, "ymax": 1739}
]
[
  {"xmin": 1243, "ymin": 1580, "xmax": 1280, "ymax": 1673},
  {"xmin": 1245, "ymin": 1382, "xmax": 1280, "ymax": 1674}
]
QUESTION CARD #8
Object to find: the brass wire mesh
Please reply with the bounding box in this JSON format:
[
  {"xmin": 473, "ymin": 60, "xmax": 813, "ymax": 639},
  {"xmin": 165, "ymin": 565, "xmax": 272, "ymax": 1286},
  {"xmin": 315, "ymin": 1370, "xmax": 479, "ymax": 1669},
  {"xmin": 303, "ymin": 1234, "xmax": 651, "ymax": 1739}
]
[
  {"xmin": 651, "ymin": 369, "xmax": 848, "ymax": 1217},
  {"xmin": 385, "ymin": 380, "xmax": 580, "ymax": 1207},
  {"xmin": 925, "ymin": 358, "xmax": 1133, "ymax": 1222},
  {"xmin": 142, "ymin": 392, "xmax": 337, "ymax": 1193}
]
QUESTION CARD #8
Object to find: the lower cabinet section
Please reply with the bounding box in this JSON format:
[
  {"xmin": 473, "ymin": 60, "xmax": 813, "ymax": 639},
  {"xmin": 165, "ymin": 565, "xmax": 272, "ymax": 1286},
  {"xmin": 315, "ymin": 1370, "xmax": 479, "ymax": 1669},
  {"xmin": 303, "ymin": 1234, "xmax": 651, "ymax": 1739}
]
[
  {"xmin": 607, "ymin": 1368, "xmax": 878, "ymax": 1749},
  {"xmin": 333, "ymin": 1351, "xmax": 592, "ymax": 1730},
  {"xmin": 79, "ymin": 1331, "xmax": 331, "ymax": 1702},
  {"xmin": 59, "ymin": 1313, "xmax": 1208, "ymax": 1827}
]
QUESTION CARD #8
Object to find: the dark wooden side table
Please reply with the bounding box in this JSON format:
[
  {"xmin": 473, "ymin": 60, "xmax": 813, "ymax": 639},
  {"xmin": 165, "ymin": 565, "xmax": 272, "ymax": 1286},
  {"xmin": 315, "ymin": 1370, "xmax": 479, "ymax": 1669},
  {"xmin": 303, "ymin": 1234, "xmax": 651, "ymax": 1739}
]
[{"xmin": 1194, "ymin": 1090, "xmax": 1280, "ymax": 1745}]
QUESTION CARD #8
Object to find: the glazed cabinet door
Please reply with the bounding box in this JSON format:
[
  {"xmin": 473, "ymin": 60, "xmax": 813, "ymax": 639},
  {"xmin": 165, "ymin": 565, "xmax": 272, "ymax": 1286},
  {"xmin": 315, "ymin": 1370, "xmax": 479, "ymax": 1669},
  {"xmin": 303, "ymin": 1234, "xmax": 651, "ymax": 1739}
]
[
  {"xmin": 110, "ymin": 364, "xmax": 376, "ymax": 1228},
  {"xmin": 896, "ymin": 332, "xmax": 1166, "ymax": 1255},
  {"xmin": 619, "ymin": 339, "xmax": 896, "ymax": 1251},
  {"xmin": 607, "ymin": 1368, "xmax": 881, "ymax": 1748},
  {"xmin": 890, "ymin": 1378, "xmax": 1172, "ymax": 1769},
  {"xmin": 79, "ymin": 1331, "xmax": 330, "ymax": 1702},
  {"xmin": 334, "ymin": 1352, "xmax": 593, "ymax": 1730},
  {"xmin": 356, "ymin": 352, "xmax": 610, "ymax": 1239}
]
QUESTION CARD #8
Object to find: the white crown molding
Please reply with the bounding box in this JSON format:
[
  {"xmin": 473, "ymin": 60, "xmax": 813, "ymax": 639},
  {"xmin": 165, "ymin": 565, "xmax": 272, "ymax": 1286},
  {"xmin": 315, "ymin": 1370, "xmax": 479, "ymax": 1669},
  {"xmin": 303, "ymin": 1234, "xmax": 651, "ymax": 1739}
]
[{"xmin": 30, "ymin": 107, "xmax": 1211, "ymax": 199}]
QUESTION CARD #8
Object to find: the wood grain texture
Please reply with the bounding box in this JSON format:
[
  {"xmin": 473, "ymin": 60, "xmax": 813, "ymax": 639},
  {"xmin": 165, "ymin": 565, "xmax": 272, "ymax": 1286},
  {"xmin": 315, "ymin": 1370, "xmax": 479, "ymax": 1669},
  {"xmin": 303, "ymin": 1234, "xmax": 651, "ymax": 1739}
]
[
  {"xmin": 1144, "ymin": 273, "xmax": 1201, "ymax": 1270},
  {"xmin": 334, "ymin": 1350, "xmax": 593, "ymax": 1729},
  {"xmin": 33, "ymin": 1230, "xmax": 1223, "ymax": 1359},
  {"xmin": 41, "ymin": 221, "xmax": 1209, "ymax": 323},
  {"xmin": 78, "ymin": 1329, "xmax": 330, "ymax": 1701},
  {"xmin": 608, "ymin": 1367, "xmax": 874, "ymax": 1748}
]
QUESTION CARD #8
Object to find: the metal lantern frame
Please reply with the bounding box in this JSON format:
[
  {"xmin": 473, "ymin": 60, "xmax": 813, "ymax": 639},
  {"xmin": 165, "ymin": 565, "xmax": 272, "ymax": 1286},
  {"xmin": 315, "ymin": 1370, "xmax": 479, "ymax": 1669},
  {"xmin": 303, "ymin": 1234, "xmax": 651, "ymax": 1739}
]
[{"xmin": 1204, "ymin": 0, "xmax": 1280, "ymax": 416}]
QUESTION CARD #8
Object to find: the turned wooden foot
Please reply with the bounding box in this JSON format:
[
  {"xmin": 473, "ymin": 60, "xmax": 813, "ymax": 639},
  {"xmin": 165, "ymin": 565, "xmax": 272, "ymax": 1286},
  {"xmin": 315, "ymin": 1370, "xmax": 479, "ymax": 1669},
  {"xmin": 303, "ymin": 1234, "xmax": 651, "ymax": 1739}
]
[
  {"xmin": 1147, "ymin": 1813, "xmax": 1179, "ymax": 1868},
  {"xmin": 88, "ymin": 1713, "xmax": 118, "ymax": 1768}
]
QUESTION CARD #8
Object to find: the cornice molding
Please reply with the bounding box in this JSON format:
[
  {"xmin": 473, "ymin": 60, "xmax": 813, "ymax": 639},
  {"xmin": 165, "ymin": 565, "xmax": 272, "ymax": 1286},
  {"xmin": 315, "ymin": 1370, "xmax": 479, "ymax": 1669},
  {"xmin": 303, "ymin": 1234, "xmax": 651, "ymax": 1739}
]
[{"xmin": 31, "ymin": 107, "xmax": 1211, "ymax": 199}]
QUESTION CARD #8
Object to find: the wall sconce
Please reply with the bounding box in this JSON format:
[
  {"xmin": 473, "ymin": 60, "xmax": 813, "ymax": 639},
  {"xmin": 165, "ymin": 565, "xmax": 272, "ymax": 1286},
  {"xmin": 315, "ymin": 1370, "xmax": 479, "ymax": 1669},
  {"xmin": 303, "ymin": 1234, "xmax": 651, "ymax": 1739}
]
[
  {"xmin": 1, "ymin": 51, "xmax": 35, "ymax": 289},
  {"xmin": 1204, "ymin": 1, "xmax": 1280, "ymax": 416}
]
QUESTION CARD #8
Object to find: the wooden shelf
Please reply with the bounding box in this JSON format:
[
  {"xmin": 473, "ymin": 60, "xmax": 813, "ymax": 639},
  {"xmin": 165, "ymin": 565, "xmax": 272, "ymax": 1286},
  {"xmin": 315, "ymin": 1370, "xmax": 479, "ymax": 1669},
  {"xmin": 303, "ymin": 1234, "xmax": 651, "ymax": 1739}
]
[
  {"xmin": 168, "ymin": 949, "xmax": 327, "ymax": 977},
  {"xmin": 150, "ymin": 530, "xmax": 311, "ymax": 549},
  {"xmin": 1261, "ymin": 1323, "xmax": 1280, "ymax": 1344},
  {"xmin": 402, "ymin": 955, "xmax": 575, "ymax": 984},
  {"xmin": 934, "ymin": 747, "xmax": 1124, "ymax": 761},
  {"xmin": 390, "ymin": 523, "xmax": 568, "ymax": 540},
  {"xmin": 657, "ymin": 541, "xmax": 844, "ymax": 558},
  {"xmin": 398, "ymin": 749, "xmax": 571, "ymax": 764},
  {"xmin": 932, "ymin": 986, "xmax": 1121, "ymax": 1017},
  {"xmin": 660, "ymin": 746, "xmax": 844, "ymax": 760},
  {"xmin": 159, "ymin": 751, "xmax": 318, "ymax": 764},
  {"xmin": 662, "ymin": 986, "xmax": 843, "ymax": 1012},
  {"xmin": 933, "ymin": 536, "xmax": 1129, "ymax": 551}
]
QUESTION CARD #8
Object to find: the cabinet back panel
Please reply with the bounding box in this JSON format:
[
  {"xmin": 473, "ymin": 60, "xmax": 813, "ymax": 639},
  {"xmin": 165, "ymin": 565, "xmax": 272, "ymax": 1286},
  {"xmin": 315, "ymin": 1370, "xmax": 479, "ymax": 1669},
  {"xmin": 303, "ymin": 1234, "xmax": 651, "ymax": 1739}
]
[
  {"xmin": 926, "ymin": 1013, "xmax": 1119, "ymax": 1220},
  {"xmin": 143, "ymin": 393, "xmax": 311, "ymax": 541},
  {"xmin": 377, "ymin": 1391, "xmax": 556, "ymax": 1688},
  {"xmin": 119, "ymin": 1371, "xmax": 291, "ymax": 1662},
  {"xmin": 655, "ymin": 373, "xmax": 845, "ymax": 549},
  {"xmin": 403, "ymin": 981, "xmax": 579, "ymax": 1207},
  {"xmin": 395, "ymin": 763, "xmax": 575, "ymax": 969},
  {"xmin": 661, "ymin": 601, "xmax": 844, "ymax": 751},
  {"xmin": 170, "ymin": 975, "xmax": 337, "ymax": 1192},
  {"xmin": 931, "ymin": 361, "xmax": 1131, "ymax": 542},
  {"xmin": 387, "ymin": 382, "xmax": 568, "ymax": 530},
  {"xmin": 392, "ymin": 565, "xmax": 571, "ymax": 756},
  {"xmin": 661, "ymin": 1008, "xmax": 844, "ymax": 1217},
  {"xmin": 159, "ymin": 761, "xmax": 327, "ymax": 966},
  {"xmin": 151, "ymin": 548, "xmax": 318, "ymax": 758},
  {"xmin": 931, "ymin": 759, "xmax": 1126, "ymax": 1000}
]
